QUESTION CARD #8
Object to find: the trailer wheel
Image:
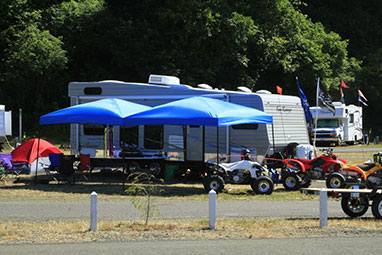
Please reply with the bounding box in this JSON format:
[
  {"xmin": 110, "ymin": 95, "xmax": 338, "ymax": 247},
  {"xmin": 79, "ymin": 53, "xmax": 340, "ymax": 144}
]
[
  {"xmin": 251, "ymin": 176, "xmax": 274, "ymax": 195},
  {"xmin": 149, "ymin": 162, "xmax": 162, "ymax": 177},
  {"xmin": 341, "ymin": 196, "xmax": 369, "ymax": 218},
  {"xmin": 203, "ymin": 175, "xmax": 224, "ymax": 193},
  {"xmin": 282, "ymin": 172, "xmax": 300, "ymax": 191},
  {"xmin": 372, "ymin": 195, "xmax": 382, "ymax": 219},
  {"xmin": 326, "ymin": 173, "xmax": 346, "ymax": 189}
]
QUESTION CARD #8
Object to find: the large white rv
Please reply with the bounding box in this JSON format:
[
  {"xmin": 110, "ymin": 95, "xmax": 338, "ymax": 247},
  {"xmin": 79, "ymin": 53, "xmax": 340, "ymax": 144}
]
[
  {"xmin": 310, "ymin": 102, "xmax": 363, "ymax": 146},
  {"xmin": 68, "ymin": 75, "xmax": 310, "ymax": 172}
]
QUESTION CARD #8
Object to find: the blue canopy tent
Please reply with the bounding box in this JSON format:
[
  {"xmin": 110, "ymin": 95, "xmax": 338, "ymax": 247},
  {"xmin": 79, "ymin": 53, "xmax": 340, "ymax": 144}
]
[
  {"xmin": 123, "ymin": 96, "xmax": 273, "ymax": 162},
  {"xmin": 35, "ymin": 98, "xmax": 152, "ymax": 182},
  {"xmin": 40, "ymin": 98, "xmax": 151, "ymax": 126}
]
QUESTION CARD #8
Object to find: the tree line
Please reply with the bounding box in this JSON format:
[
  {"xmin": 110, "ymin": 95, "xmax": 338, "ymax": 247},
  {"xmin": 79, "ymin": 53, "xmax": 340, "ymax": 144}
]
[{"xmin": 0, "ymin": 0, "xmax": 380, "ymax": 137}]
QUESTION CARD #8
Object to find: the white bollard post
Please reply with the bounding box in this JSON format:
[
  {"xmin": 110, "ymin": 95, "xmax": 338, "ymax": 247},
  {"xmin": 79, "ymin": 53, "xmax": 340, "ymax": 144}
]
[
  {"xmin": 90, "ymin": 191, "xmax": 98, "ymax": 231},
  {"xmin": 209, "ymin": 189, "xmax": 216, "ymax": 230},
  {"xmin": 320, "ymin": 188, "xmax": 328, "ymax": 228}
]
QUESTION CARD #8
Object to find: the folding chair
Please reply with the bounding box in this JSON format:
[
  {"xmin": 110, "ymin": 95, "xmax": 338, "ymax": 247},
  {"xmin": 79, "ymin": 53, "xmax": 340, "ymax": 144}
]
[
  {"xmin": 58, "ymin": 155, "xmax": 75, "ymax": 184},
  {"xmin": 45, "ymin": 153, "xmax": 64, "ymax": 182},
  {"xmin": 77, "ymin": 154, "xmax": 91, "ymax": 181}
]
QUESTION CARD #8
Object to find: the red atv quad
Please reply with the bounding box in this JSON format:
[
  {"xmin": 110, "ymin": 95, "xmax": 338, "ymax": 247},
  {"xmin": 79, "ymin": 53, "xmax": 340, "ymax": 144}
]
[{"xmin": 281, "ymin": 148, "xmax": 346, "ymax": 190}]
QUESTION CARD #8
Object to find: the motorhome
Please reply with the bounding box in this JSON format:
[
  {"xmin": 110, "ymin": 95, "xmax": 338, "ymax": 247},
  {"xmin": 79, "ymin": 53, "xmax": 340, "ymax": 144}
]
[
  {"xmin": 310, "ymin": 102, "xmax": 363, "ymax": 146},
  {"xmin": 68, "ymin": 75, "xmax": 310, "ymax": 174},
  {"xmin": 0, "ymin": 105, "xmax": 12, "ymax": 149}
]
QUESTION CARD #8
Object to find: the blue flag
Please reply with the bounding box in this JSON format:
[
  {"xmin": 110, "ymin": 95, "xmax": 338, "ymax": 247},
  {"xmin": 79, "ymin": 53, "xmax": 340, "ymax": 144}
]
[{"xmin": 296, "ymin": 77, "xmax": 313, "ymax": 121}]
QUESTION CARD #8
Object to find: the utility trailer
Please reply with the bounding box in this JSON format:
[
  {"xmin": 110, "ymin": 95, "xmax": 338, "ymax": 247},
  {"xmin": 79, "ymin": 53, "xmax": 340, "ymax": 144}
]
[
  {"xmin": 68, "ymin": 74, "xmax": 311, "ymax": 176},
  {"xmin": 310, "ymin": 102, "xmax": 363, "ymax": 146},
  {"xmin": 301, "ymin": 187, "xmax": 382, "ymax": 219}
]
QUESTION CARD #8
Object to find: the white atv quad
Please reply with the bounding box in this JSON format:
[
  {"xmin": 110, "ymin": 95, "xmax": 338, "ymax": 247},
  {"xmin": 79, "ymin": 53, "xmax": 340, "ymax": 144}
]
[{"xmin": 203, "ymin": 149, "xmax": 274, "ymax": 195}]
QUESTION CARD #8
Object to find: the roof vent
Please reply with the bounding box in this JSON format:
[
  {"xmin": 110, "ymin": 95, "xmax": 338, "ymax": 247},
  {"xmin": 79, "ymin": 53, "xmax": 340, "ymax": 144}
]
[
  {"xmin": 237, "ymin": 86, "xmax": 252, "ymax": 92},
  {"xmin": 256, "ymin": 90, "xmax": 272, "ymax": 94},
  {"xmin": 197, "ymin": 84, "xmax": 213, "ymax": 90},
  {"xmin": 148, "ymin": 74, "xmax": 180, "ymax": 85}
]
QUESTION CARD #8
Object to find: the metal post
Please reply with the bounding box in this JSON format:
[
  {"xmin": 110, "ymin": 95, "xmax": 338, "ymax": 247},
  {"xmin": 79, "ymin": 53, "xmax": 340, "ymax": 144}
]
[
  {"xmin": 90, "ymin": 191, "xmax": 98, "ymax": 231},
  {"xmin": 19, "ymin": 109, "xmax": 22, "ymax": 143},
  {"xmin": 320, "ymin": 188, "xmax": 328, "ymax": 227},
  {"xmin": 209, "ymin": 189, "xmax": 216, "ymax": 230}
]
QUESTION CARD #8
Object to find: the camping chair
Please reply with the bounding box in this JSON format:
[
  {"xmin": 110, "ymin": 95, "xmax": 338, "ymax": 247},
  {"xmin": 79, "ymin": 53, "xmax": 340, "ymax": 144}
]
[
  {"xmin": 57, "ymin": 155, "xmax": 76, "ymax": 184},
  {"xmin": 76, "ymin": 154, "xmax": 91, "ymax": 181},
  {"xmin": 0, "ymin": 153, "xmax": 29, "ymax": 177},
  {"xmin": 45, "ymin": 153, "xmax": 64, "ymax": 182}
]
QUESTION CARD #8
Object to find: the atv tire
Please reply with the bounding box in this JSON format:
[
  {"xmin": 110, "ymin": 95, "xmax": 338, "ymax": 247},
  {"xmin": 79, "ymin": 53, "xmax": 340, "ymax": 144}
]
[
  {"xmin": 282, "ymin": 172, "xmax": 301, "ymax": 191},
  {"xmin": 326, "ymin": 173, "xmax": 346, "ymax": 189},
  {"xmin": 203, "ymin": 175, "xmax": 225, "ymax": 193},
  {"xmin": 251, "ymin": 176, "xmax": 274, "ymax": 195}
]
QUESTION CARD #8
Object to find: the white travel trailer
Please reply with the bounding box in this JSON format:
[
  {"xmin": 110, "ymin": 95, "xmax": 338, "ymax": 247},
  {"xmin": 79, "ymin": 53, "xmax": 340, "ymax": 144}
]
[
  {"xmin": 310, "ymin": 102, "xmax": 363, "ymax": 146},
  {"xmin": 68, "ymin": 75, "xmax": 310, "ymax": 173}
]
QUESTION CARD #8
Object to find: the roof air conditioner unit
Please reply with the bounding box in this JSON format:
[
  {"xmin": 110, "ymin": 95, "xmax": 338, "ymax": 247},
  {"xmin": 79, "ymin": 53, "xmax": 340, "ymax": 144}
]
[
  {"xmin": 148, "ymin": 75, "xmax": 180, "ymax": 85},
  {"xmin": 197, "ymin": 84, "xmax": 213, "ymax": 90},
  {"xmin": 237, "ymin": 86, "xmax": 252, "ymax": 92}
]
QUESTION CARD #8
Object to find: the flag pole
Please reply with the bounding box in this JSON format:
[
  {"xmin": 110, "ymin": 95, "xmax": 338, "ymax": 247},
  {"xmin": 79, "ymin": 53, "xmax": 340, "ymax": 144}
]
[{"xmin": 313, "ymin": 77, "xmax": 320, "ymax": 148}]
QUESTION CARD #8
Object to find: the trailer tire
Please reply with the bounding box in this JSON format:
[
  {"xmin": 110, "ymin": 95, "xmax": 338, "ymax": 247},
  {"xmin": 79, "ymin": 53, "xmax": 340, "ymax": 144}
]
[
  {"xmin": 326, "ymin": 173, "xmax": 346, "ymax": 189},
  {"xmin": 341, "ymin": 196, "xmax": 369, "ymax": 218},
  {"xmin": 282, "ymin": 172, "xmax": 300, "ymax": 191},
  {"xmin": 203, "ymin": 175, "xmax": 224, "ymax": 193},
  {"xmin": 372, "ymin": 195, "xmax": 382, "ymax": 219},
  {"xmin": 251, "ymin": 176, "xmax": 273, "ymax": 195}
]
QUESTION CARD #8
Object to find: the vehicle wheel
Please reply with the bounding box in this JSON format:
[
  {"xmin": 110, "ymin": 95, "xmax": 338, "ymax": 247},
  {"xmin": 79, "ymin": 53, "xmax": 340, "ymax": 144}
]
[
  {"xmin": 149, "ymin": 162, "xmax": 162, "ymax": 177},
  {"xmin": 372, "ymin": 195, "xmax": 382, "ymax": 219},
  {"xmin": 203, "ymin": 175, "xmax": 224, "ymax": 193},
  {"xmin": 282, "ymin": 172, "xmax": 300, "ymax": 191},
  {"xmin": 251, "ymin": 176, "xmax": 273, "ymax": 195},
  {"xmin": 298, "ymin": 172, "xmax": 312, "ymax": 188},
  {"xmin": 326, "ymin": 173, "xmax": 346, "ymax": 189},
  {"xmin": 128, "ymin": 161, "xmax": 140, "ymax": 173},
  {"xmin": 341, "ymin": 196, "xmax": 369, "ymax": 218}
]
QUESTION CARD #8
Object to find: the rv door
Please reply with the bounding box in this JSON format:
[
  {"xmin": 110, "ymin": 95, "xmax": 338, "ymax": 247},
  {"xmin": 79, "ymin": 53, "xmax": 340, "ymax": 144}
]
[{"xmin": 186, "ymin": 125, "xmax": 204, "ymax": 161}]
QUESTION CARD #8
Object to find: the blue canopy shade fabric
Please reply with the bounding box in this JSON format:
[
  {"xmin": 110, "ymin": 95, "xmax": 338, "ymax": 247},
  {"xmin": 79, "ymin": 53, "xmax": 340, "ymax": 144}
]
[
  {"xmin": 123, "ymin": 96, "xmax": 273, "ymax": 127},
  {"xmin": 40, "ymin": 98, "xmax": 152, "ymax": 126}
]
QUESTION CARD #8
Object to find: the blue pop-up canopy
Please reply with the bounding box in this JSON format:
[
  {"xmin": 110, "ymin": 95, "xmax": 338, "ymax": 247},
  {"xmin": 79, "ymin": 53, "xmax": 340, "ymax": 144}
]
[
  {"xmin": 123, "ymin": 96, "xmax": 273, "ymax": 126},
  {"xmin": 40, "ymin": 98, "xmax": 152, "ymax": 126}
]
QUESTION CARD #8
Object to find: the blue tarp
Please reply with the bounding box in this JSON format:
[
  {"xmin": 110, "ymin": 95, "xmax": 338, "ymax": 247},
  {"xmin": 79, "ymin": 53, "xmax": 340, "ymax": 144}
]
[
  {"xmin": 123, "ymin": 96, "xmax": 273, "ymax": 127},
  {"xmin": 40, "ymin": 98, "xmax": 151, "ymax": 125}
]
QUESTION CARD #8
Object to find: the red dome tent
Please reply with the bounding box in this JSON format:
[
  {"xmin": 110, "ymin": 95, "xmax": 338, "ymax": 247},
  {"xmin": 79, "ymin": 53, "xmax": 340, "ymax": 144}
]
[{"xmin": 12, "ymin": 139, "xmax": 62, "ymax": 174}]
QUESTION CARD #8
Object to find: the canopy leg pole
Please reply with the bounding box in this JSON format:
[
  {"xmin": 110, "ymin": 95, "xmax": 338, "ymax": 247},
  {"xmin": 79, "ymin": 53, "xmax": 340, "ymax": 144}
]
[
  {"xmin": 183, "ymin": 125, "xmax": 187, "ymax": 162},
  {"xmin": 217, "ymin": 127, "xmax": 219, "ymax": 164},
  {"xmin": 272, "ymin": 124, "xmax": 276, "ymax": 155},
  {"xmin": 34, "ymin": 127, "xmax": 41, "ymax": 185},
  {"xmin": 202, "ymin": 126, "xmax": 205, "ymax": 162}
]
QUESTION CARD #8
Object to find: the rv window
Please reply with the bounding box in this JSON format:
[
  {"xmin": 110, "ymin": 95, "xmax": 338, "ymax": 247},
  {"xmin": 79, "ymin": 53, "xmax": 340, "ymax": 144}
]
[
  {"xmin": 144, "ymin": 125, "xmax": 164, "ymax": 149},
  {"xmin": 120, "ymin": 126, "xmax": 139, "ymax": 146},
  {"xmin": 350, "ymin": 114, "xmax": 354, "ymax": 123},
  {"xmin": 83, "ymin": 124, "xmax": 105, "ymax": 136},
  {"xmin": 231, "ymin": 124, "xmax": 259, "ymax": 130},
  {"xmin": 84, "ymin": 87, "xmax": 102, "ymax": 95}
]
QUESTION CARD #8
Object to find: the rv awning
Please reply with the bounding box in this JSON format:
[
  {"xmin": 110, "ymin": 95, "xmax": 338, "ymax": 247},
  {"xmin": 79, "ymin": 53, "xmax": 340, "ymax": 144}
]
[
  {"xmin": 123, "ymin": 96, "xmax": 273, "ymax": 127},
  {"xmin": 40, "ymin": 98, "xmax": 152, "ymax": 126}
]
